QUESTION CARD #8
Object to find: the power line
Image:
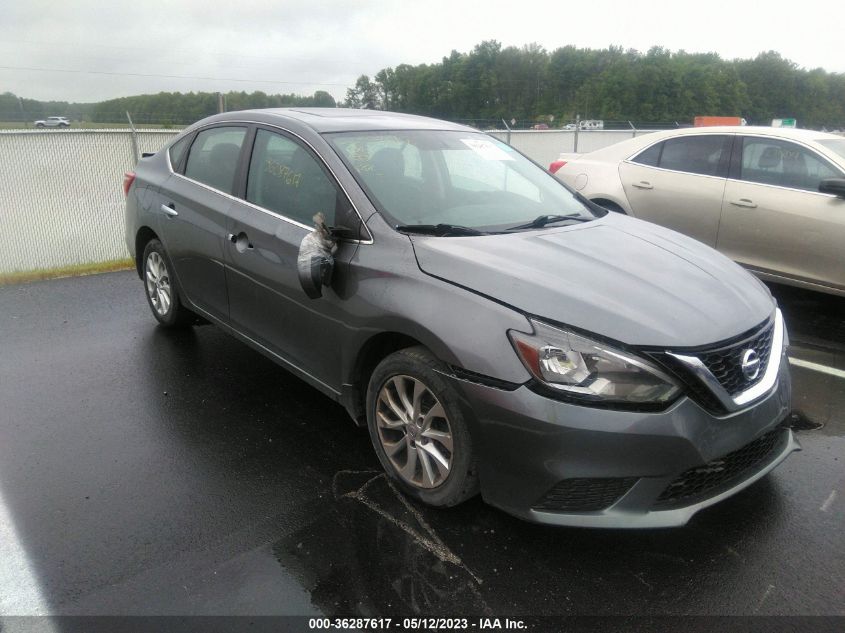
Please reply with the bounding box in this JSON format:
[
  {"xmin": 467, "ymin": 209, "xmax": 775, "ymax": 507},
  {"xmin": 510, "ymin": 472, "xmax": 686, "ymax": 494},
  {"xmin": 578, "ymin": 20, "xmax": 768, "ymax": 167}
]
[
  {"xmin": 0, "ymin": 65, "xmax": 348, "ymax": 87},
  {"xmin": 0, "ymin": 38, "xmax": 331, "ymax": 65}
]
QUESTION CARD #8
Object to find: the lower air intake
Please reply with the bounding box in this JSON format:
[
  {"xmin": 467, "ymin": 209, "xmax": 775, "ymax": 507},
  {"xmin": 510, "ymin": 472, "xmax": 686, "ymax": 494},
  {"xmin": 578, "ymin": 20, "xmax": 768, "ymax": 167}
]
[
  {"xmin": 653, "ymin": 427, "xmax": 787, "ymax": 510},
  {"xmin": 533, "ymin": 477, "xmax": 638, "ymax": 512}
]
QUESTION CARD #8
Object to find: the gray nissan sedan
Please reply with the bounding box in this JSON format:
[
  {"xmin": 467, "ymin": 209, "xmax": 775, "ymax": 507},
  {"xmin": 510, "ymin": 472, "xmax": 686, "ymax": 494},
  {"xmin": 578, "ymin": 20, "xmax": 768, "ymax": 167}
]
[{"xmin": 124, "ymin": 108, "xmax": 798, "ymax": 528}]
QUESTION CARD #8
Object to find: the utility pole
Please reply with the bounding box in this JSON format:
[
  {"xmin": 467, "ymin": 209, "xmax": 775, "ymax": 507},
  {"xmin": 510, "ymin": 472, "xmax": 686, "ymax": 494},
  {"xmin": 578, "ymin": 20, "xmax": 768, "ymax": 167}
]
[
  {"xmin": 574, "ymin": 114, "xmax": 580, "ymax": 153},
  {"xmin": 126, "ymin": 111, "xmax": 139, "ymax": 166},
  {"xmin": 217, "ymin": 92, "xmax": 226, "ymax": 114}
]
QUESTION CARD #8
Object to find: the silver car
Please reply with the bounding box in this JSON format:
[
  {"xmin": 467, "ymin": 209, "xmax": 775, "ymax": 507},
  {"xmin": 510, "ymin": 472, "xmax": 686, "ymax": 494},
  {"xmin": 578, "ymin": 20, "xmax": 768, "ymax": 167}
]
[
  {"xmin": 553, "ymin": 126, "xmax": 845, "ymax": 296},
  {"xmin": 124, "ymin": 109, "xmax": 797, "ymax": 528},
  {"xmin": 34, "ymin": 116, "xmax": 70, "ymax": 128}
]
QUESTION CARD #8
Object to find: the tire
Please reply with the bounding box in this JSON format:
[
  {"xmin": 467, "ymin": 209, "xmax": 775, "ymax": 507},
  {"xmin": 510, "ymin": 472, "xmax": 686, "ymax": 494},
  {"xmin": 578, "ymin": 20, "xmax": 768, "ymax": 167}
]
[
  {"xmin": 141, "ymin": 239, "xmax": 194, "ymax": 328},
  {"xmin": 366, "ymin": 346, "xmax": 479, "ymax": 507},
  {"xmin": 35, "ymin": 123, "xmax": 44, "ymax": 128}
]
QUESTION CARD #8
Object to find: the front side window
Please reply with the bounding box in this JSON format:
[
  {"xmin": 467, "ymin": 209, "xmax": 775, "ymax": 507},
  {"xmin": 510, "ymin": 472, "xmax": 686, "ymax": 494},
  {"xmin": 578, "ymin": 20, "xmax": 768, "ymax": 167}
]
[
  {"xmin": 817, "ymin": 139, "xmax": 845, "ymax": 162},
  {"xmin": 246, "ymin": 129, "xmax": 352, "ymax": 228},
  {"xmin": 184, "ymin": 126, "xmax": 247, "ymax": 194},
  {"xmin": 740, "ymin": 137, "xmax": 842, "ymax": 191},
  {"xmin": 326, "ymin": 131, "xmax": 594, "ymax": 231}
]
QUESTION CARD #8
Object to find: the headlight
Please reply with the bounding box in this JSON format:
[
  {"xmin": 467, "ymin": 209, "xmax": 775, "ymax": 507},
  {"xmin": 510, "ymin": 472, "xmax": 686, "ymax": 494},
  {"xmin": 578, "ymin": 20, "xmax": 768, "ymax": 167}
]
[{"xmin": 508, "ymin": 319, "xmax": 681, "ymax": 405}]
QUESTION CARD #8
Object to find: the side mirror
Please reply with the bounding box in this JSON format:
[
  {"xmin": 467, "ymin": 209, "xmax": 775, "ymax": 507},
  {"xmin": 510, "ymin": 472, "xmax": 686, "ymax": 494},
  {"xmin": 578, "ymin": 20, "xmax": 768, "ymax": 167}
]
[
  {"xmin": 297, "ymin": 213, "xmax": 337, "ymax": 299},
  {"xmin": 819, "ymin": 178, "xmax": 845, "ymax": 198},
  {"xmin": 297, "ymin": 253, "xmax": 334, "ymax": 299}
]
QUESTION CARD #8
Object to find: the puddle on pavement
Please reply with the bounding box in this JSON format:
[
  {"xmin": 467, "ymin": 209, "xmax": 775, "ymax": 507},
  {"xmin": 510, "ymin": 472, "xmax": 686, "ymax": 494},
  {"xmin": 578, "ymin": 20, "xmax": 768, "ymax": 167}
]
[{"xmin": 271, "ymin": 471, "xmax": 490, "ymax": 616}]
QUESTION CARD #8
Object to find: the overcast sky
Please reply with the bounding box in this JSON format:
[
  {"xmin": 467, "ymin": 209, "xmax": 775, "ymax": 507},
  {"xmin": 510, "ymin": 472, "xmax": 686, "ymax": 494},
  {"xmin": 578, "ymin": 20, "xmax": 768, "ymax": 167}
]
[{"xmin": 1, "ymin": 0, "xmax": 842, "ymax": 103}]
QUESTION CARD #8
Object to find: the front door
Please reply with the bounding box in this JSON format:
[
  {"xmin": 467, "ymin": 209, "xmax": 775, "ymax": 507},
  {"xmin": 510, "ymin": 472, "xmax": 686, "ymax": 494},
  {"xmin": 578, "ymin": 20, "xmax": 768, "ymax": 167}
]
[
  {"xmin": 225, "ymin": 127, "xmax": 365, "ymax": 389},
  {"xmin": 717, "ymin": 135, "xmax": 845, "ymax": 291}
]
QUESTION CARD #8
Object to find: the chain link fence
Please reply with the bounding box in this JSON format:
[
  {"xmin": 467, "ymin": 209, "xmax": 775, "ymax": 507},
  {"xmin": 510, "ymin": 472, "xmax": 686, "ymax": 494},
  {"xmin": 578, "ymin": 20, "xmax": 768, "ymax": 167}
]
[{"xmin": 0, "ymin": 129, "xmax": 179, "ymax": 278}]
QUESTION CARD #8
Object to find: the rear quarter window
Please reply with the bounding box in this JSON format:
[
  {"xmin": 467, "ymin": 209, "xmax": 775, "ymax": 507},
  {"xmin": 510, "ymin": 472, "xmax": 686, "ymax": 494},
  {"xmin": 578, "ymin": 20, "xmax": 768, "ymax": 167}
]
[{"xmin": 168, "ymin": 135, "xmax": 191, "ymax": 172}]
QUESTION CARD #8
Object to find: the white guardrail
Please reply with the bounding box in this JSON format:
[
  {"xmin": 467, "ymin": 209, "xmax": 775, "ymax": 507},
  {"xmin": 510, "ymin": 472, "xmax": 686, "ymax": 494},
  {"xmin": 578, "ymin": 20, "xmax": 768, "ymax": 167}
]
[{"xmin": 0, "ymin": 127, "xmax": 660, "ymax": 278}]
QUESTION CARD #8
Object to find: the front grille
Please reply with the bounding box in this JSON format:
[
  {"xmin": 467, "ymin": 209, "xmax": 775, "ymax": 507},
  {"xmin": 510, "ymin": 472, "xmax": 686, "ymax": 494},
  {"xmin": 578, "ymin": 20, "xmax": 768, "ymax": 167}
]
[
  {"xmin": 533, "ymin": 477, "xmax": 638, "ymax": 512},
  {"xmin": 653, "ymin": 427, "xmax": 787, "ymax": 510},
  {"xmin": 648, "ymin": 317, "xmax": 776, "ymax": 413},
  {"xmin": 697, "ymin": 320, "xmax": 775, "ymax": 396}
]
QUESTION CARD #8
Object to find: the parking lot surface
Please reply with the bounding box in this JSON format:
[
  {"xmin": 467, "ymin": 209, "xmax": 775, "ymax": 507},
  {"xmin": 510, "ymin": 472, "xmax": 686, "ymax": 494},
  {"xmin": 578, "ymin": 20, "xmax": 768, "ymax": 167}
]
[{"xmin": 0, "ymin": 271, "xmax": 843, "ymax": 619}]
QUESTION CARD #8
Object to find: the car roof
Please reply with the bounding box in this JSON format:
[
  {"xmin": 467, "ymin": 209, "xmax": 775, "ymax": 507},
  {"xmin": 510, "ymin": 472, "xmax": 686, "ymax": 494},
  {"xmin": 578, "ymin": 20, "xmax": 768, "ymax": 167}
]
[
  {"xmin": 210, "ymin": 108, "xmax": 475, "ymax": 134},
  {"xmin": 577, "ymin": 125, "xmax": 844, "ymax": 162},
  {"xmin": 641, "ymin": 125, "xmax": 842, "ymax": 142}
]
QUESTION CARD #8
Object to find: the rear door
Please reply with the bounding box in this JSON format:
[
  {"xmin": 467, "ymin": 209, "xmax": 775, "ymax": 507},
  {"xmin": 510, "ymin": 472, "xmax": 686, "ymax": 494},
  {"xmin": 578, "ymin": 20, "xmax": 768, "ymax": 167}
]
[
  {"xmin": 225, "ymin": 126, "xmax": 367, "ymax": 388},
  {"xmin": 618, "ymin": 134, "xmax": 733, "ymax": 246},
  {"xmin": 155, "ymin": 125, "xmax": 248, "ymax": 323},
  {"xmin": 717, "ymin": 135, "xmax": 845, "ymax": 291}
]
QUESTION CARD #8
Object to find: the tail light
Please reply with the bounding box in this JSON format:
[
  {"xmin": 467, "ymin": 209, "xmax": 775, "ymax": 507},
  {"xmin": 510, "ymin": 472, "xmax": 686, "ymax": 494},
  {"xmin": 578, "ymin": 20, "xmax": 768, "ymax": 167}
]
[
  {"xmin": 123, "ymin": 171, "xmax": 136, "ymax": 197},
  {"xmin": 549, "ymin": 160, "xmax": 567, "ymax": 174}
]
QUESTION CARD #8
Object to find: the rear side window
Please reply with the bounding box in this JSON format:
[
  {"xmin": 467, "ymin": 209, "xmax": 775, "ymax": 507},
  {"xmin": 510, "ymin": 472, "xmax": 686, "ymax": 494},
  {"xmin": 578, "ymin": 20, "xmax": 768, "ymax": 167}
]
[
  {"xmin": 184, "ymin": 127, "xmax": 247, "ymax": 194},
  {"xmin": 739, "ymin": 137, "xmax": 843, "ymax": 191},
  {"xmin": 168, "ymin": 135, "xmax": 191, "ymax": 171},
  {"xmin": 658, "ymin": 135, "xmax": 730, "ymax": 177},
  {"xmin": 246, "ymin": 129, "xmax": 351, "ymax": 227},
  {"xmin": 632, "ymin": 136, "xmax": 730, "ymax": 177}
]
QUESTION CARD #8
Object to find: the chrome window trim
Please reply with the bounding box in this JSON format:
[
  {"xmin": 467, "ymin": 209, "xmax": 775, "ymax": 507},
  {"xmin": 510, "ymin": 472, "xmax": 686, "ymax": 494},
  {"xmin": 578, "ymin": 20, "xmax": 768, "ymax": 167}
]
[
  {"xmin": 165, "ymin": 119, "xmax": 374, "ymax": 245},
  {"xmin": 619, "ymin": 162, "xmax": 729, "ymax": 182},
  {"xmin": 667, "ymin": 309, "xmax": 784, "ymax": 413}
]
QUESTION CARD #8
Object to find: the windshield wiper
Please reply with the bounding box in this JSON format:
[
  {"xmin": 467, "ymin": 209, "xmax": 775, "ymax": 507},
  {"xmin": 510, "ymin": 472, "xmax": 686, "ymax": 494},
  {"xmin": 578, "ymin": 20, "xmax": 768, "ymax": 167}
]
[
  {"xmin": 395, "ymin": 223, "xmax": 487, "ymax": 236},
  {"xmin": 504, "ymin": 214, "xmax": 589, "ymax": 231}
]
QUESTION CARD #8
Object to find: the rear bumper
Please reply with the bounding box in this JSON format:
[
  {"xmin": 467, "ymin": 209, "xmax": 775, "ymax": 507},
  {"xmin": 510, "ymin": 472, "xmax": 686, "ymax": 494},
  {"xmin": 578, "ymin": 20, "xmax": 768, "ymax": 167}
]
[{"xmin": 447, "ymin": 353, "xmax": 796, "ymax": 528}]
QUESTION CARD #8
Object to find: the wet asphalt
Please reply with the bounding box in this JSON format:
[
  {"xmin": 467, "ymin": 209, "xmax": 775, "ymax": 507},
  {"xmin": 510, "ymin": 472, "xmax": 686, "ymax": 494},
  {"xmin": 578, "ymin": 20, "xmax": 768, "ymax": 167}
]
[{"xmin": 0, "ymin": 271, "xmax": 842, "ymax": 620}]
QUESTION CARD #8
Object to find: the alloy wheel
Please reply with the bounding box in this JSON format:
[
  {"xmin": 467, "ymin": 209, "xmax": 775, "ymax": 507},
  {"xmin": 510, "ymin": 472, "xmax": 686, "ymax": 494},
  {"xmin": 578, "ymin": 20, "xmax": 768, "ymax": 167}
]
[
  {"xmin": 375, "ymin": 375, "xmax": 454, "ymax": 489},
  {"xmin": 145, "ymin": 251, "xmax": 172, "ymax": 316}
]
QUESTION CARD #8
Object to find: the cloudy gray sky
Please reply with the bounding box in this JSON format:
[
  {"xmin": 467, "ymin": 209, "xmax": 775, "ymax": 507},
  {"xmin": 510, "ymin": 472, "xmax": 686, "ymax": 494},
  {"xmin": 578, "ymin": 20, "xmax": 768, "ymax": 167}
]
[{"xmin": 1, "ymin": 0, "xmax": 842, "ymax": 103}]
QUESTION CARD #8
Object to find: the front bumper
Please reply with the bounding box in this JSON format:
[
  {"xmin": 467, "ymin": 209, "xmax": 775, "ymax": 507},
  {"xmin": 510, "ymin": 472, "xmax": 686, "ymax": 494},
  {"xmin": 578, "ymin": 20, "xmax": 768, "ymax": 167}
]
[{"xmin": 448, "ymin": 353, "xmax": 797, "ymax": 528}]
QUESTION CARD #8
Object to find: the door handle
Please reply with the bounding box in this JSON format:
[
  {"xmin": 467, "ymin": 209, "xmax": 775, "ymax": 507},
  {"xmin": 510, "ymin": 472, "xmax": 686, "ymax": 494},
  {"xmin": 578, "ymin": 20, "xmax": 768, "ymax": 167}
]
[
  {"xmin": 632, "ymin": 181, "xmax": 653, "ymax": 190},
  {"xmin": 160, "ymin": 203, "xmax": 178, "ymax": 217},
  {"xmin": 227, "ymin": 232, "xmax": 253, "ymax": 251},
  {"xmin": 729, "ymin": 198, "xmax": 757, "ymax": 208}
]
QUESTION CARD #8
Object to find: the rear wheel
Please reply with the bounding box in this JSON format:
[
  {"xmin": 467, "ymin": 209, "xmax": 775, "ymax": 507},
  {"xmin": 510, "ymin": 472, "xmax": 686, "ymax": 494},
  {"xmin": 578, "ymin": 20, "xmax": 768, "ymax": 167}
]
[
  {"xmin": 142, "ymin": 239, "xmax": 194, "ymax": 328},
  {"xmin": 35, "ymin": 123, "xmax": 44, "ymax": 128},
  {"xmin": 366, "ymin": 346, "xmax": 478, "ymax": 507}
]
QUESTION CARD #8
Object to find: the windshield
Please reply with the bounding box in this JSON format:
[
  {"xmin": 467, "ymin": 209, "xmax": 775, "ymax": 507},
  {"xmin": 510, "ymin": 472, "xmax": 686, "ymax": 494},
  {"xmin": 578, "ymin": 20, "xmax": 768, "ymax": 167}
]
[
  {"xmin": 325, "ymin": 130, "xmax": 598, "ymax": 232},
  {"xmin": 818, "ymin": 139, "xmax": 845, "ymax": 162}
]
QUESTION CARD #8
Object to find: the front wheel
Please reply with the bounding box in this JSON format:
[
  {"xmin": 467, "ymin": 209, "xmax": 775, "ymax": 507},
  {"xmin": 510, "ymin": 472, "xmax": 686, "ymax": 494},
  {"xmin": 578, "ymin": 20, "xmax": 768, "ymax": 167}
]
[
  {"xmin": 141, "ymin": 239, "xmax": 194, "ymax": 328},
  {"xmin": 366, "ymin": 346, "xmax": 478, "ymax": 507}
]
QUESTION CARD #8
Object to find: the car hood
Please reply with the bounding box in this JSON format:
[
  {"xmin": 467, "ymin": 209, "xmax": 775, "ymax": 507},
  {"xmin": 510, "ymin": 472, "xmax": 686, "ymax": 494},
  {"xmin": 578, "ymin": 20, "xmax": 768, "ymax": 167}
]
[{"xmin": 410, "ymin": 214, "xmax": 774, "ymax": 348}]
